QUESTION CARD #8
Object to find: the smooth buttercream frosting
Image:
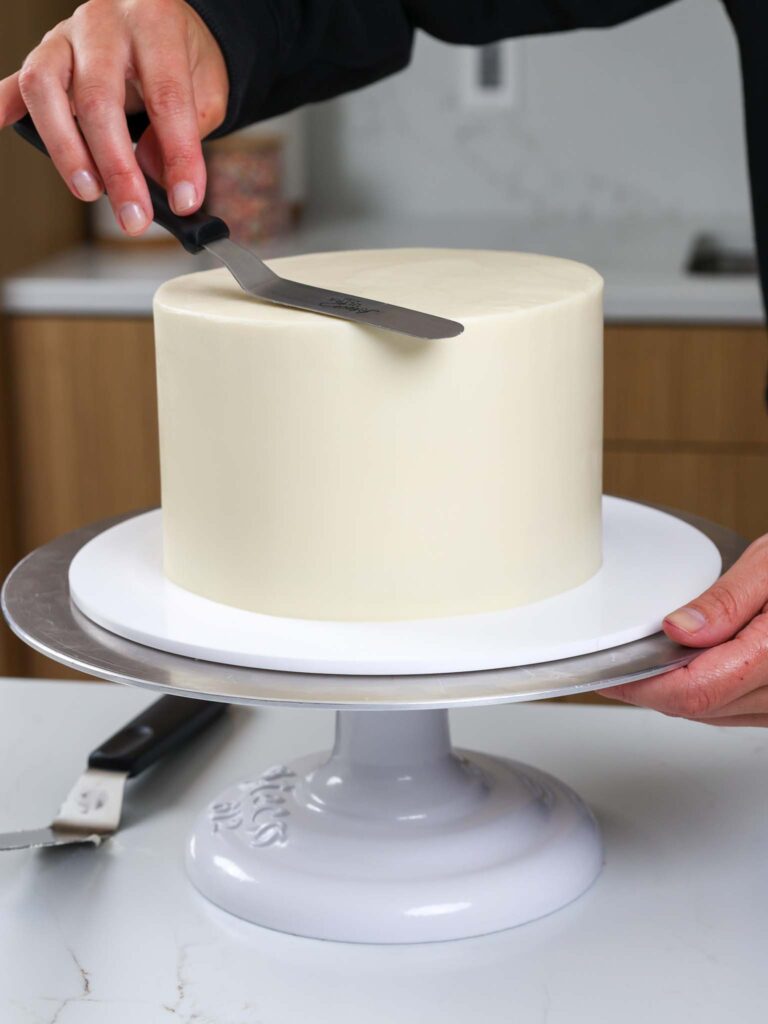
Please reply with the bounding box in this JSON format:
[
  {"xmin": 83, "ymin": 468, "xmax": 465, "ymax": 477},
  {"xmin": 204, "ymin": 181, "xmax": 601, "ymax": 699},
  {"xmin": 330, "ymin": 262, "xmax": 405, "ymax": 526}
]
[{"xmin": 154, "ymin": 248, "xmax": 604, "ymax": 620}]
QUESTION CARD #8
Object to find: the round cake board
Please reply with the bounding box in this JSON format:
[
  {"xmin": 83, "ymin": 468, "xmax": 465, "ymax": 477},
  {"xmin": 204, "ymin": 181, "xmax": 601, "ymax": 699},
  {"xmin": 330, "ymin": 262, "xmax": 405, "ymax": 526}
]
[{"xmin": 69, "ymin": 496, "xmax": 721, "ymax": 677}]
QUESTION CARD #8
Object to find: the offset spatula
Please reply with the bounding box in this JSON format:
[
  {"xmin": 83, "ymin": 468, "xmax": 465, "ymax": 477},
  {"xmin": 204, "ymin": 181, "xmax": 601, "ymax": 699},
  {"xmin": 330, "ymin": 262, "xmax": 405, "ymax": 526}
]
[
  {"xmin": 14, "ymin": 115, "xmax": 463, "ymax": 341},
  {"xmin": 0, "ymin": 695, "xmax": 226, "ymax": 851}
]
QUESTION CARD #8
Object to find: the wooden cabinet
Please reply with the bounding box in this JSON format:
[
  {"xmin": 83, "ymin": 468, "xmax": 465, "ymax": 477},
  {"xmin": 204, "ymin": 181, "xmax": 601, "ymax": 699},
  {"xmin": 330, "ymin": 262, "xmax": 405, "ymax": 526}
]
[
  {"xmin": 0, "ymin": 318, "xmax": 766, "ymax": 678},
  {"xmin": 603, "ymin": 324, "xmax": 768, "ymax": 540},
  {"xmin": 0, "ymin": 2, "xmax": 85, "ymax": 281},
  {"xmin": 6, "ymin": 317, "xmax": 160, "ymax": 554},
  {"xmin": 2, "ymin": 317, "xmax": 159, "ymax": 678},
  {"xmin": 0, "ymin": 1, "xmax": 89, "ymax": 676}
]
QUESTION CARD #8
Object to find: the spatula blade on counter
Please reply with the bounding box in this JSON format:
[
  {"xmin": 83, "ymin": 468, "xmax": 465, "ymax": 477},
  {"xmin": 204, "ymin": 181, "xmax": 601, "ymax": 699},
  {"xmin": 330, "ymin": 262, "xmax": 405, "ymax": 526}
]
[
  {"xmin": 0, "ymin": 695, "xmax": 226, "ymax": 852},
  {"xmin": 14, "ymin": 115, "xmax": 464, "ymax": 341}
]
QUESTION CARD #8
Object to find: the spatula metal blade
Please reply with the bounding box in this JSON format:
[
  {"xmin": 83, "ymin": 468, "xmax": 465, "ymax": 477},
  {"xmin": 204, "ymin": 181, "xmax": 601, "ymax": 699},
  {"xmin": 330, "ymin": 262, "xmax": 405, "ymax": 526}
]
[
  {"xmin": 204, "ymin": 238, "xmax": 465, "ymax": 340},
  {"xmin": 0, "ymin": 827, "xmax": 103, "ymax": 851},
  {"xmin": 0, "ymin": 768, "xmax": 127, "ymax": 852}
]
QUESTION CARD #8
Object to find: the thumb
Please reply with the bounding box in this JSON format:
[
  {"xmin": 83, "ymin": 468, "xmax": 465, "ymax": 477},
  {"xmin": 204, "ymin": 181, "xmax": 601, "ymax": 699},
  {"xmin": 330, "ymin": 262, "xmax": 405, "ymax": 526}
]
[{"xmin": 663, "ymin": 536, "xmax": 768, "ymax": 647}]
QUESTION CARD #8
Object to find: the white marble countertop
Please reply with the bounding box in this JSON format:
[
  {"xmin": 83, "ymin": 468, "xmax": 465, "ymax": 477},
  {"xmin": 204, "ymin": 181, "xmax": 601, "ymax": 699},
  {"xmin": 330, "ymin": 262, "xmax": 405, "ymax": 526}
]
[
  {"xmin": 1, "ymin": 679, "xmax": 767, "ymax": 1022},
  {"xmin": 1, "ymin": 215, "xmax": 763, "ymax": 324}
]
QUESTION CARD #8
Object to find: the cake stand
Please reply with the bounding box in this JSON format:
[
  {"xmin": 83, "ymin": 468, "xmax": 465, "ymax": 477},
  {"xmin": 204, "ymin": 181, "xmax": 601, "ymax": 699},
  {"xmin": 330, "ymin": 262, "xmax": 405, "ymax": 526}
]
[{"xmin": 1, "ymin": 504, "xmax": 746, "ymax": 944}]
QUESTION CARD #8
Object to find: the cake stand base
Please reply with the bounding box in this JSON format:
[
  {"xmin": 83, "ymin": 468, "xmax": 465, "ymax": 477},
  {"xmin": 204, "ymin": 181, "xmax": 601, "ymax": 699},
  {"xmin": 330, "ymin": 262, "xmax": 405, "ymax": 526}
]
[{"xmin": 187, "ymin": 709, "xmax": 602, "ymax": 943}]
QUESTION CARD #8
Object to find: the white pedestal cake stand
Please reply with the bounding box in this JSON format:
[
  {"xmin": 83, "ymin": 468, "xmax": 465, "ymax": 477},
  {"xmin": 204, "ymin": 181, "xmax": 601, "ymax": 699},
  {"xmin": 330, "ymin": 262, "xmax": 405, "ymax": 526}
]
[{"xmin": 1, "ymin": 504, "xmax": 746, "ymax": 944}]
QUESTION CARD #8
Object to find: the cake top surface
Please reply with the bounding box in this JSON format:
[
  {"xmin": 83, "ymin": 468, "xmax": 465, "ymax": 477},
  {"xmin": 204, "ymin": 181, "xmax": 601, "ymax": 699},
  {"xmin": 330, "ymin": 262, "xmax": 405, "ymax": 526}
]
[{"xmin": 154, "ymin": 248, "xmax": 603, "ymax": 325}]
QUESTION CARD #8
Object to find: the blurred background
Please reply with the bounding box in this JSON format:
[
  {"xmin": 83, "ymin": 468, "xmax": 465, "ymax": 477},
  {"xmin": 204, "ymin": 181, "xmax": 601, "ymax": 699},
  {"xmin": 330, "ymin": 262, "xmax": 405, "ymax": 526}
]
[{"xmin": 1, "ymin": 0, "xmax": 766, "ymax": 678}]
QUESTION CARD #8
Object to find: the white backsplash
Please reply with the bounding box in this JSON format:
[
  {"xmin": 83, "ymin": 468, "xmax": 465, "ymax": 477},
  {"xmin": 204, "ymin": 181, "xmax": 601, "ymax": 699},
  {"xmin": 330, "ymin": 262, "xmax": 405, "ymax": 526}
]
[{"xmin": 307, "ymin": 0, "xmax": 752, "ymax": 229}]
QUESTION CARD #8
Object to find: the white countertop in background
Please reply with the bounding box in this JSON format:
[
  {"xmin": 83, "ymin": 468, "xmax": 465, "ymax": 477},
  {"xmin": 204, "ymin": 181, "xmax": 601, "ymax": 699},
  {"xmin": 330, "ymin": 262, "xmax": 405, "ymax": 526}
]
[
  {"xmin": 1, "ymin": 215, "xmax": 763, "ymax": 323},
  {"xmin": 1, "ymin": 680, "xmax": 767, "ymax": 1023}
]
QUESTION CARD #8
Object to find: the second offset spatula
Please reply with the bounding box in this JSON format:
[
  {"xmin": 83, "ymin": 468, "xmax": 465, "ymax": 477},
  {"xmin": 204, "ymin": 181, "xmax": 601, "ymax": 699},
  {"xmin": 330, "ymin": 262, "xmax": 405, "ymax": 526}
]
[
  {"xmin": 14, "ymin": 115, "xmax": 463, "ymax": 341},
  {"xmin": 0, "ymin": 695, "xmax": 226, "ymax": 851}
]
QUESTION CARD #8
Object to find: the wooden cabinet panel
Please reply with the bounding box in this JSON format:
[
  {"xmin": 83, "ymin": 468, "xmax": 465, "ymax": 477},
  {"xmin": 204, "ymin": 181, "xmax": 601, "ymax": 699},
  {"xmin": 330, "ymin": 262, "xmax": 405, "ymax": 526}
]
[
  {"xmin": 605, "ymin": 323, "xmax": 768, "ymax": 542},
  {"xmin": 0, "ymin": 3, "xmax": 90, "ymax": 677},
  {"xmin": 605, "ymin": 325, "xmax": 768, "ymax": 445},
  {"xmin": 6, "ymin": 317, "xmax": 160, "ymax": 553},
  {"xmin": 0, "ymin": 3, "xmax": 85, "ymax": 278},
  {"xmin": 0, "ymin": 330, "xmax": 22, "ymax": 676},
  {"xmin": 3, "ymin": 316, "xmax": 159, "ymax": 678},
  {"xmin": 605, "ymin": 447, "xmax": 768, "ymax": 542}
]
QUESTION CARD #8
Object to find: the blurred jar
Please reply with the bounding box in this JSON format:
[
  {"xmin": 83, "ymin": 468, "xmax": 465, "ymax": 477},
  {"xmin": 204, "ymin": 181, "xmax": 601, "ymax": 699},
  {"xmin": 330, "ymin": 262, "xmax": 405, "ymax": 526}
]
[{"xmin": 205, "ymin": 111, "xmax": 306, "ymax": 245}]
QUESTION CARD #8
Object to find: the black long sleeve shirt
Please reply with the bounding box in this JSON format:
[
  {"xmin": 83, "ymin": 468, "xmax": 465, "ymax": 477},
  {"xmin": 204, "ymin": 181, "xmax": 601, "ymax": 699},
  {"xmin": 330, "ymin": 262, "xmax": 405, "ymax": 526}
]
[{"xmin": 188, "ymin": 0, "xmax": 768, "ymax": 315}]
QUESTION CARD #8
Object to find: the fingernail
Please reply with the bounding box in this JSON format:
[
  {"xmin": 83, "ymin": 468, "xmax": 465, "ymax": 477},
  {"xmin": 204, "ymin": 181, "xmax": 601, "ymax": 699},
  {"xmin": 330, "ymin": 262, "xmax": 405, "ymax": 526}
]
[
  {"xmin": 71, "ymin": 169, "xmax": 102, "ymax": 201},
  {"xmin": 118, "ymin": 202, "xmax": 148, "ymax": 235},
  {"xmin": 665, "ymin": 606, "xmax": 707, "ymax": 634},
  {"xmin": 171, "ymin": 180, "xmax": 197, "ymax": 213}
]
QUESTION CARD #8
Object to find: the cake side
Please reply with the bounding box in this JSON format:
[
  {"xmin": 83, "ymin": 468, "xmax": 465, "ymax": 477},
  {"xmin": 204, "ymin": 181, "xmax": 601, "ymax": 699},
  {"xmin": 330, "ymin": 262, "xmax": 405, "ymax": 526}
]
[{"xmin": 154, "ymin": 248, "xmax": 603, "ymax": 621}]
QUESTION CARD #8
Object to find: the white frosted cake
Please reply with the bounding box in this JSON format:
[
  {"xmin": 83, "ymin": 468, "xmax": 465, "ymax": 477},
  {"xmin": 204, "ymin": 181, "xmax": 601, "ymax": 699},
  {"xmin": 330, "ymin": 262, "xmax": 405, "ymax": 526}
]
[{"xmin": 154, "ymin": 248, "xmax": 603, "ymax": 621}]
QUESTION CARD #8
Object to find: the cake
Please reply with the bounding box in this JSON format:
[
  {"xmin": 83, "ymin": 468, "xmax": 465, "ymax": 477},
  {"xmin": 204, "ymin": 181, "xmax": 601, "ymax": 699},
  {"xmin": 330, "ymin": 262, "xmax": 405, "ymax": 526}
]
[{"xmin": 153, "ymin": 248, "xmax": 603, "ymax": 621}]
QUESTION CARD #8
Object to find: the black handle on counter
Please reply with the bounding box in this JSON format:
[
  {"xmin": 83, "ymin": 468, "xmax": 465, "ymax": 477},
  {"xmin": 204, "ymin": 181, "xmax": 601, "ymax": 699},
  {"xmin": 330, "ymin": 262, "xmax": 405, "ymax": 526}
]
[
  {"xmin": 13, "ymin": 113, "xmax": 230, "ymax": 254},
  {"xmin": 88, "ymin": 695, "xmax": 227, "ymax": 778}
]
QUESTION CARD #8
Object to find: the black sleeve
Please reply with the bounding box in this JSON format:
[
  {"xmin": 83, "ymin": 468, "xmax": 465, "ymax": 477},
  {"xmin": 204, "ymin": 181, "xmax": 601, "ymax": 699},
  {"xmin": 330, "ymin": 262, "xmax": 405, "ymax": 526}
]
[
  {"xmin": 722, "ymin": 1, "xmax": 768, "ymax": 319},
  {"xmin": 189, "ymin": 0, "xmax": 767, "ymax": 319},
  {"xmin": 185, "ymin": 0, "xmax": 414, "ymax": 133},
  {"xmin": 187, "ymin": 1, "xmax": 675, "ymax": 135}
]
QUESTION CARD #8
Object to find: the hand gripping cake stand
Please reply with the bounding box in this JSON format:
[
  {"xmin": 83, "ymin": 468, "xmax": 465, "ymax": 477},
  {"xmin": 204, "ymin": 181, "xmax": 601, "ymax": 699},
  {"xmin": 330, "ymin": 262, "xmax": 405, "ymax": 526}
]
[{"xmin": 2, "ymin": 500, "xmax": 745, "ymax": 944}]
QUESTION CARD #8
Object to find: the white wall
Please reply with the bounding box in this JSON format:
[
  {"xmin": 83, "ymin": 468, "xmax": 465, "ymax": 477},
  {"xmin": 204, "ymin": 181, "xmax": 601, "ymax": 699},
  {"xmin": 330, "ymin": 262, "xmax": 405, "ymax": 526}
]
[{"xmin": 307, "ymin": 0, "xmax": 751, "ymax": 226}]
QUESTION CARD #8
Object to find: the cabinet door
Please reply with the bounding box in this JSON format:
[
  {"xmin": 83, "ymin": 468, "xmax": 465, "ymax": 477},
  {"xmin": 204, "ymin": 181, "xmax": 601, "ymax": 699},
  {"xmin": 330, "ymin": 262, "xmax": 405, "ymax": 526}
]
[
  {"xmin": 604, "ymin": 324, "xmax": 768, "ymax": 539},
  {"xmin": 0, "ymin": 3, "xmax": 92, "ymax": 678},
  {"xmin": 0, "ymin": 343, "xmax": 21, "ymax": 676},
  {"xmin": 3, "ymin": 316, "xmax": 160, "ymax": 678}
]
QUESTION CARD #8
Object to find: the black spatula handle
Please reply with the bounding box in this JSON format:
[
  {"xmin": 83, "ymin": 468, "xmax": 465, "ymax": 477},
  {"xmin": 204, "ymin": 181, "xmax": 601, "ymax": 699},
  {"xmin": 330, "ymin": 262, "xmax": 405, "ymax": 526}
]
[
  {"xmin": 88, "ymin": 695, "xmax": 227, "ymax": 778},
  {"xmin": 13, "ymin": 112, "xmax": 230, "ymax": 254}
]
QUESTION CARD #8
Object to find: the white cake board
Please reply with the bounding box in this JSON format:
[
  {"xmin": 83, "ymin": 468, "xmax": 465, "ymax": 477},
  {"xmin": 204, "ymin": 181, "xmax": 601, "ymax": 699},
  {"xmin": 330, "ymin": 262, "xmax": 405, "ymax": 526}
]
[{"xmin": 68, "ymin": 497, "xmax": 721, "ymax": 677}]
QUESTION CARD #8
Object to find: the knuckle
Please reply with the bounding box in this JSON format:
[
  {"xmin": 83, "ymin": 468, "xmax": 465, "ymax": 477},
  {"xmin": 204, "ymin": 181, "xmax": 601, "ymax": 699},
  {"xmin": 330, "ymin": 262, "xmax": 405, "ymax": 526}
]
[
  {"xmin": 71, "ymin": 1, "xmax": 101, "ymax": 27},
  {"xmin": 672, "ymin": 678, "xmax": 718, "ymax": 720},
  {"xmin": 18, "ymin": 59, "xmax": 47, "ymax": 98},
  {"xmin": 74, "ymin": 81, "xmax": 114, "ymax": 120},
  {"xmin": 162, "ymin": 144, "xmax": 200, "ymax": 171},
  {"xmin": 102, "ymin": 165, "xmax": 138, "ymax": 192},
  {"xmin": 145, "ymin": 79, "xmax": 189, "ymax": 120},
  {"xmin": 140, "ymin": 0, "xmax": 178, "ymax": 18},
  {"xmin": 127, "ymin": 0, "xmax": 183, "ymax": 32},
  {"xmin": 701, "ymin": 583, "xmax": 741, "ymax": 625},
  {"xmin": 75, "ymin": 0, "xmax": 115, "ymax": 18}
]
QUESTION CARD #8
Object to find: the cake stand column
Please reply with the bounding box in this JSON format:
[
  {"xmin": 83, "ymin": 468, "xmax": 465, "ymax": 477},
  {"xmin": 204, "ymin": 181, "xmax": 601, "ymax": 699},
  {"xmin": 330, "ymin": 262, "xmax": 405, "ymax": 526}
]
[{"xmin": 187, "ymin": 707, "xmax": 604, "ymax": 943}]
